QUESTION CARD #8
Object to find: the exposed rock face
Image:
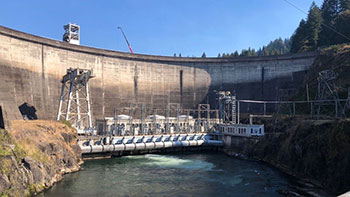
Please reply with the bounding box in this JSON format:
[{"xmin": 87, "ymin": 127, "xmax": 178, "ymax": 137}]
[
  {"xmin": 235, "ymin": 118, "xmax": 350, "ymax": 195},
  {"xmin": 0, "ymin": 120, "xmax": 82, "ymax": 196}
]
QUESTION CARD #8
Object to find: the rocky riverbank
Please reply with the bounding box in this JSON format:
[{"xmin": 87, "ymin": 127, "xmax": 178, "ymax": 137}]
[
  {"xmin": 225, "ymin": 117, "xmax": 350, "ymax": 196},
  {"xmin": 0, "ymin": 120, "xmax": 82, "ymax": 196}
]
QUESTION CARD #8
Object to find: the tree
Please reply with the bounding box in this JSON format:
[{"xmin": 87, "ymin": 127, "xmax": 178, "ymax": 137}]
[
  {"xmin": 335, "ymin": 10, "xmax": 350, "ymax": 43},
  {"xmin": 339, "ymin": 0, "xmax": 350, "ymax": 12},
  {"xmin": 321, "ymin": 0, "xmax": 339, "ymax": 22},
  {"xmin": 257, "ymin": 38, "xmax": 291, "ymax": 55},
  {"xmin": 233, "ymin": 51, "xmax": 239, "ymax": 56},
  {"xmin": 319, "ymin": 0, "xmax": 339, "ymax": 46},
  {"xmin": 201, "ymin": 52, "xmax": 206, "ymax": 58},
  {"xmin": 291, "ymin": 19, "xmax": 308, "ymax": 53},
  {"xmin": 261, "ymin": 47, "xmax": 270, "ymax": 56},
  {"xmin": 217, "ymin": 53, "xmax": 221, "ymax": 58},
  {"xmin": 305, "ymin": 2, "xmax": 323, "ymax": 50},
  {"xmin": 174, "ymin": 53, "xmax": 177, "ymax": 57},
  {"xmin": 240, "ymin": 49, "xmax": 249, "ymax": 56},
  {"xmin": 251, "ymin": 48, "xmax": 257, "ymax": 56},
  {"xmin": 179, "ymin": 53, "xmax": 182, "ymax": 57}
]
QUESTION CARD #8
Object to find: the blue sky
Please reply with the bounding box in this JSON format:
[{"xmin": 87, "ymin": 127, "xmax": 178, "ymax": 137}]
[{"xmin": 0, "ymin": 0, "xmax": 322, "ymax": 57}]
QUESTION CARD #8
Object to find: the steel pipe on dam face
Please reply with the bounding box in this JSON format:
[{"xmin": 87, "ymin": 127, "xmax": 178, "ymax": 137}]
[{"xmin": 0, "ymin": 25, "xmax": 316, "ymax": 121}]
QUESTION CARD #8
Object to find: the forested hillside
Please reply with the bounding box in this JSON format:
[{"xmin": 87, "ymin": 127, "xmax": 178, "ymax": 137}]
[
  {"xmin": 217, "ymin": 0, "xmax": 350, "ymax": 57},
  {"xmin": 291, "ymin": 0, "xmax": 350, "ymax": 53}
]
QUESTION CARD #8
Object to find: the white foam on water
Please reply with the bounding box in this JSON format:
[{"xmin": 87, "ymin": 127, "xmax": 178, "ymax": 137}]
[{"xmin": 140, "ymin": 154, "xmax": 215, "ymax": 170}]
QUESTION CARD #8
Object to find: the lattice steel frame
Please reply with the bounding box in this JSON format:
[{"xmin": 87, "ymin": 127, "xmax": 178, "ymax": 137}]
[
  {"xmin": 314, "ymin": 70, "xmax": 344, "ymax": 118},
  {"xmin": 57, "ymin": 68, "xmax": 94, "ymax": 129}
]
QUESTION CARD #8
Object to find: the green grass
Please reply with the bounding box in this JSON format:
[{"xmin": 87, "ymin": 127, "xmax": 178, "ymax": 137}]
[
  {"xmin": 1, "ymin": 193, "xmax": 8, "ymax": 197},
  {"xmin": 60, "ymin": 120, "xmax": 72, "ymax": 128},
  {"xmin": 0, "ymin": 129, "xmax": 27, "ymax": 163},
  {"xmin": 27, "ymin": 183, "xmax": 45, "ymax": 195}
]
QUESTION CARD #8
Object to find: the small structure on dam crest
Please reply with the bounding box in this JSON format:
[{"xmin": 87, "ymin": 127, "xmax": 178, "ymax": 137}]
[{"xmin": 63, "ymin": 23, "xmax": 80, "ymax": 45}]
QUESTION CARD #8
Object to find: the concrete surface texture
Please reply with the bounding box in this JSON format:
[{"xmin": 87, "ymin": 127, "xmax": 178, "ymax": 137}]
[{"xmin": 0, "ymin": 25, "xmax": 316, "ymax": 121}]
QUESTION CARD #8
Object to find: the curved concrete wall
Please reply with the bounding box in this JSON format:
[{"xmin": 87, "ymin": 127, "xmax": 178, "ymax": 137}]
[{"xmin": 0, "ymin": 26, "xmax": 316, "ymax": 120}]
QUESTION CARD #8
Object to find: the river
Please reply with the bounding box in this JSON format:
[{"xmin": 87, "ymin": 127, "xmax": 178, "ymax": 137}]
[{"xmin": 42, "ymin": 152, "xmax": 323, "ymax": 196}]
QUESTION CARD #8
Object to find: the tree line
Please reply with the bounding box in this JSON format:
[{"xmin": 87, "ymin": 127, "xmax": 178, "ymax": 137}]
[
  {"xmin": 218, "ymin": 38, "xmax": 291, "ymax": 58},
  {"xmin": 291, "ymin": 0, "xmax": 350, "ymax": 53},
  {"xmin": 173, "ymin": 0, "xmax": 350, "ymax": 58},
  {"xmin": 216, "ymin": 0, "xmax": 350, "ymax": 58}
]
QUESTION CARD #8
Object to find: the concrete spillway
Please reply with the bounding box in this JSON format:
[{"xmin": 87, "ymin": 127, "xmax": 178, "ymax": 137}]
[
  {"xmin": 79, "ymin": 133, "xmax": 223, "ymax": 155},
  {"xmin": 0, "ymin": 25, "xmax": 316, "ymax": 122}
]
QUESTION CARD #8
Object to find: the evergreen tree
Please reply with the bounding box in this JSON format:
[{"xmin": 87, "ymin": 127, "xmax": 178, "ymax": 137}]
[
  {"xmin": 251, "ymin": 49, "xmax": 257, "ymax": 56},
  {"xmin": 240, "ymin": 49, "xmax": 249, "ymax": 56},
  {"xmin": 339, "ymin": 0, "xmax": 350, "ymax": 12},
  {"xmin": 305, "ymin": 2, "xmax": 323, "ymax": 50},
  {"xmin": 335, "ymin": 10, "xmax": 350, "ymax": 43},
  {"xmin": 321, "ymin": 0, "xmax": 339, "ymax": 22},
  {"xmin": 217, "ymin": 53, "xmax": 221, "ymax": 58},
  {"xmin": 234, "ymin": 51, "xmax": 239, "ymax": 56},
  {"xmin": 257, "ymin": 38, "xmax": 291, "ymax": 55},
  {"xmin": 179, "ymin": 53, "xmax": 182, "ymax": 57},
  {"xmin": 247, "ymin": 47, "xmax": 252, "ymax": 56},
  {"xmin": 262, "ymin": 47, "xmax": 270, "ymax": 56},
  {"xmin": 201, "ymin": 52, "xmax": 206, "ymax": 58},
  {"xmin": 319, "ymin": 0, "xmax": 339, "ymax": 46},
  {"xmin": 174, "ymin": 53, "xmax": 177, "ymax": 57},
  {"xmin": 291, "ymin": 19, "xmax": 308, "ymax": 53}
]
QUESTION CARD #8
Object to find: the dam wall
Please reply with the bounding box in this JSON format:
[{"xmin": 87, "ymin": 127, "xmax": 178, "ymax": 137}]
[{"xmin": 0, "ymin": 26, "xmax": 316, "ymax": 121}]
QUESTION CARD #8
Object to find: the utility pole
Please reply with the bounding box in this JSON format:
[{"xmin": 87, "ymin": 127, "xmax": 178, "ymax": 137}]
[{"xmin": 117, "ymin": 27, "xmax": 134, "ymax": 54}]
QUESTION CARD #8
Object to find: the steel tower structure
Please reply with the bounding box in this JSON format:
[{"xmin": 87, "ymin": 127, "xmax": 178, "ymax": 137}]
[{"xmin": 57, "ymin": 68, "xmax": 94, "ymax": 129}]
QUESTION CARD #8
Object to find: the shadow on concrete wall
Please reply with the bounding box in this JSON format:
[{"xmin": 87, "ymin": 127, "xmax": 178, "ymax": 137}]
[
  {"xmin": 0, "ymin": 106, "xmax": 4, "ymax": 129},
  {"xmin": 19, "ymin": 102, "xmax": 38, "ymax": 120}
]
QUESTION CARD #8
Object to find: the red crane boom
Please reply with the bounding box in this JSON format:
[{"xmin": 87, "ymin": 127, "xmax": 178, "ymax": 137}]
[{"xmin": 118, "ymin": 27, "xmax": 134, "ymax": 54}]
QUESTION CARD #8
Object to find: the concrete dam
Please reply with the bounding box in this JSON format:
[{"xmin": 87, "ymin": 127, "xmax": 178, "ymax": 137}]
[{"xmin": 0, "ymin": 25, "xmax": 316, "ymax": 122}]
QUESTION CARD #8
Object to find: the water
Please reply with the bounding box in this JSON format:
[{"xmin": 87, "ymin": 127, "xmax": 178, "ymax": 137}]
[{"xmin": 43, "ymin": 153, "xmax": 308, "ymax": 196}]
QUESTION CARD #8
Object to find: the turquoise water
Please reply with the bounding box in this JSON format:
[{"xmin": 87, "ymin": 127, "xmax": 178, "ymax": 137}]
[{"xmin": 43, "ymin": 153, "xmax": 310, "ymax": 196}]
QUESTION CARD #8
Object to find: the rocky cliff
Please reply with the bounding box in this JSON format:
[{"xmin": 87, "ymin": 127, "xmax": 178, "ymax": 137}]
[
  {"xmin": 243, "ymin": 45, "xmax": 350, "ymax": 195},
  {"xmin": 237, "ymin": 117, "xmax": 350, "ymax": 195},
  {"xmin": 0, "ymin": 120, "xmax": 82, "ymax": 196}
]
